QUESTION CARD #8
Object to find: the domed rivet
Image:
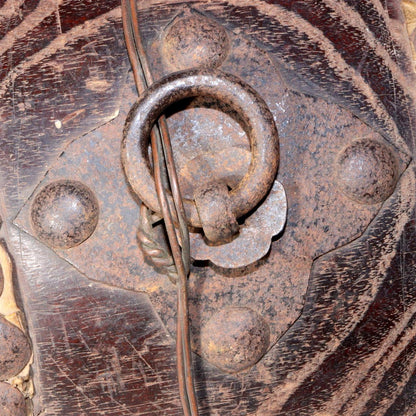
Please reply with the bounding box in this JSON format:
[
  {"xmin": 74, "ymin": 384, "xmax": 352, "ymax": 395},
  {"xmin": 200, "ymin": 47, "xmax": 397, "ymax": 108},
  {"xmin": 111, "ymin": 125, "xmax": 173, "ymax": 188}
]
[
  {"xmin": 200, "ymin": 307, "xmax": 270, "ymax": 373},
  {"xmin": 0, "ymin": 316, "xmax": 31, "ymax": 380},
  {"xmin": 336, "ymin": 138, "xmax": 399, "ymax": 204},
  {"xmin": 161, "ymin": 15, "xmax": 230, "ymax": 71},
  {"xmin": 0, "ymin": 382, "xmax": 26, "ymax": 416},
  {"xmin": 31, "ymin": 180, "xmax": 99, "ymax": 249}
]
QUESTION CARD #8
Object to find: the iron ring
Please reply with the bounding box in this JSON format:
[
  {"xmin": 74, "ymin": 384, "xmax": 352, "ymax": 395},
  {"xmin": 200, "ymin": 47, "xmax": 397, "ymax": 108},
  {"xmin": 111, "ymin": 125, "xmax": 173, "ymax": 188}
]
[{"xmin": 122, "ymin": 69, "xmax": 279, "ymax": 228}]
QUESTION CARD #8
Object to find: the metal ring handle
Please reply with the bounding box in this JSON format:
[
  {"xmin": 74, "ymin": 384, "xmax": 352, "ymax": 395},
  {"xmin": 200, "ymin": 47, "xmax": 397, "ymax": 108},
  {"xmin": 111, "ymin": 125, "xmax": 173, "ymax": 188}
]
[{"xmin": 122, "ymin": 69, "xmax": 279, "ymax": 228}]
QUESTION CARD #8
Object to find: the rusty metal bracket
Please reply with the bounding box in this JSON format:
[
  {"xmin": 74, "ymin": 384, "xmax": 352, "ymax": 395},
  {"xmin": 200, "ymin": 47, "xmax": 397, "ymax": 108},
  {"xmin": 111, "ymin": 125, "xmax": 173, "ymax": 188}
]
[{"xmin": 122, "ymin": 69, "xmax": 280, "ymax": 243}]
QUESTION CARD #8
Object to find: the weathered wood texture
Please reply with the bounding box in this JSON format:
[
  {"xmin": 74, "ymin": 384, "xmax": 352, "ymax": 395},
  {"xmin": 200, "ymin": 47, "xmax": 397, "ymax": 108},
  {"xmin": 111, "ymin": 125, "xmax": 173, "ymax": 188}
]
[{"xmin": 1, "ymin": 0, "xmax": 416, "ymax": 415}]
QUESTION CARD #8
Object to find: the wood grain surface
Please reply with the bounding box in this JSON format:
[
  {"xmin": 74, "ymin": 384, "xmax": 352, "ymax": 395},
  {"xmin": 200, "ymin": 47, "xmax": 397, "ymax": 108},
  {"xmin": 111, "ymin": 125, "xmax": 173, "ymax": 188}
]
[{"xmin": 1, "ymin": 0, "xmax": 416, "ymax": 415}]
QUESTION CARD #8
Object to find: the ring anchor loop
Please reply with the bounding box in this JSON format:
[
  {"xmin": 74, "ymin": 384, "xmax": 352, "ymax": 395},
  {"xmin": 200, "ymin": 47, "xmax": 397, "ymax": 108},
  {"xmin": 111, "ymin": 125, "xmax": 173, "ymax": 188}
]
[{"xmin": 122, "ymin": 69, "xmax": 280, "ymax": 244}]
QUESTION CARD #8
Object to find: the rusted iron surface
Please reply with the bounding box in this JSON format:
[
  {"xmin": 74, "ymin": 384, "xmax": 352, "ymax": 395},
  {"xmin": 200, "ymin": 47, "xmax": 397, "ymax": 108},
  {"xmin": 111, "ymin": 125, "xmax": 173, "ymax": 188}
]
[
  {"xmin": 200, "ymin": 307, "xmax": 270, "ymax": 374},
  {"xmin": 336, "ymin": 138, "xmax": 400, "ymax": 204},
  {"xmin": 191, "ymin": 181, "xmax": 287, "ymax": 268},
  {"xmin": 15, "ymin": 16, "xmax": 404, "ymax": 366},
  {"xmin": 0, "ymin": 316, "xmax": 31, "ymax": 380},
  {"xmin": 2, "ymin": 0, "xmax": 416, "ymax": 415},
  {"xmin": 161, "ymin": 14, "xmax": 230, "ymax": 72},
  {"xmin": 0, "ymin": 382, "xmax": 26, "ymax": 416},
  {"xmin": 122, "ymin": 69, "xmax": 280, "ymax": 238},
  {"xmin": 193, "ymin": 181, "xmax": 240, "ymax": 245},
  {"xmin": 31, "ymin": 180, "xmax": 100, "ymax": 249}
]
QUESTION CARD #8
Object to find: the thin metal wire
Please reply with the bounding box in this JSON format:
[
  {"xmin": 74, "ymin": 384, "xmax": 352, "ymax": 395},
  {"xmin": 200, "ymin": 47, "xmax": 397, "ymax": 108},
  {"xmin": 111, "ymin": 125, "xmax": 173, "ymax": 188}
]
[
  {"xmin": 137, "ymin": 203, "xmax": 178, "ymax": 283},
  {"xmin": 121, "ymin": 1, "xmax": 198, "ymax": 415}
]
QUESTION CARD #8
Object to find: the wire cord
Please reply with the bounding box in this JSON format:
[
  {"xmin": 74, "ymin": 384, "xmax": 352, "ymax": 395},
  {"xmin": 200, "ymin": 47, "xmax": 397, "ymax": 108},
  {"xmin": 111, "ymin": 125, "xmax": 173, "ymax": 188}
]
[{"xmin": 121, "ymin": 1, "xmax": 199, "ymax": 415}]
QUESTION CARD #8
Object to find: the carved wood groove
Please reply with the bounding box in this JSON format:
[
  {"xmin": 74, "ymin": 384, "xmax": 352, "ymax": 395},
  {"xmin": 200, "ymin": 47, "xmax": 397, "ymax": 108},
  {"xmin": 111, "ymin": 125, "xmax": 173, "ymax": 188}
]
[{"xmin": 1, "ymin": 0, "xmax": 416, "ymax": 414}]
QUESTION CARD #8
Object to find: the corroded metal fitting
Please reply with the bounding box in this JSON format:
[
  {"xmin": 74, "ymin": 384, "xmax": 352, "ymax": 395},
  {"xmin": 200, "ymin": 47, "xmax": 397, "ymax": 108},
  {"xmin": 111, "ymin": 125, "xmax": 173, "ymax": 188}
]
[{"xmin": 122, "ymin": 69, "xmax": 279, "ymax": 243}]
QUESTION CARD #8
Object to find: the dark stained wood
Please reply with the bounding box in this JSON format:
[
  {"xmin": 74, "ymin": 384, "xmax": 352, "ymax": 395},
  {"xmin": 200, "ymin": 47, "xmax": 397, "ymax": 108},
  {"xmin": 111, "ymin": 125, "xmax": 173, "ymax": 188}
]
[
  {"xmin": 9, "ymin": 227, "xmax": 182, "ymax": 415},
  {"xmin": 1, "ymin": 0, "xmax": 416, "ymax": 415}
]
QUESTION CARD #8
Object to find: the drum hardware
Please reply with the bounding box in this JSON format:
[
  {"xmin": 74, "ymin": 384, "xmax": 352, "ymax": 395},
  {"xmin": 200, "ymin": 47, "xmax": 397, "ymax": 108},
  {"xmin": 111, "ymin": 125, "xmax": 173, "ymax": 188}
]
[{"xmin": 121, "ymin": 1, "xmax": 287, "ymax": 414}]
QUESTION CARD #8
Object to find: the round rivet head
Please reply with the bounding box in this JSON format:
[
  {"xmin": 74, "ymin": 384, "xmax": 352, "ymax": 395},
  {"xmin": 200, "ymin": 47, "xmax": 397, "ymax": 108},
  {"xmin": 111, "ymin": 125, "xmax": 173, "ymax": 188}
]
[
  {"xmin": 336, "ymin": 138, "xmax": 399, "ymax": 204},
  {"xmin": 0, "ymin": 316, "xmax": 31, "ymax": 380},
  {"xmin": 31, "ymin": 180, "xmax": 99, "ymax": 249},
  {"xmin": 200, "ymin": 307, "xmax": 270, "ymax": 373},
  {"xmin": 0, "ymin": 382, "xmax": 26, "ymax": 416},
  {"xmin": 161, "ymin": 15, "xmax": 230, "ymax": 71}
]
